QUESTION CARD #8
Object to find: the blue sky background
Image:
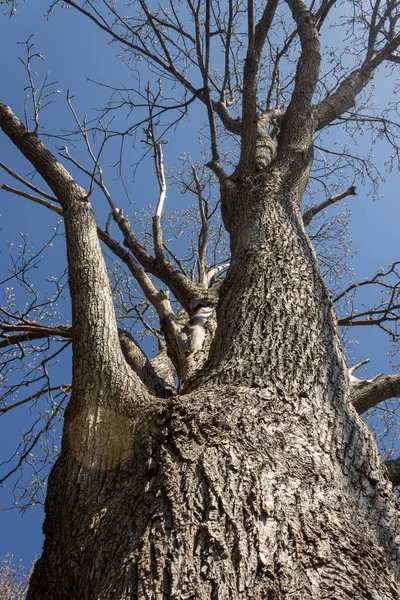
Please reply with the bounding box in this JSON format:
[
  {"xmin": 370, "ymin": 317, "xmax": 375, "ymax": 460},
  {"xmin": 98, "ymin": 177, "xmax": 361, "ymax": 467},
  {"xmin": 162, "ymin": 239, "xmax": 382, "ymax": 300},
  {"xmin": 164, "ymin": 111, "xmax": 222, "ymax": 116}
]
[{"xmin": 0, "ymin": 0, "xmax": 399, "ymax": 573}]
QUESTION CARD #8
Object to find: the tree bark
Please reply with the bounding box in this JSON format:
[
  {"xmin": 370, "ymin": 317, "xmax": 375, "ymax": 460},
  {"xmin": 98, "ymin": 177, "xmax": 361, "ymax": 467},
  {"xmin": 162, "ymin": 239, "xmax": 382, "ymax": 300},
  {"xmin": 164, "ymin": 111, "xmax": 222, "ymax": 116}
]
[
  {"xmin": 352, "ymin": 373, "xmax": 400, "ymax": 415},
  {"xmin": 26, "ymin": 172, "xmax": 400, "ymax": 599},
  {"xmin": 1, "ymin": 100, "xmax": 399, "ymax": 600}
]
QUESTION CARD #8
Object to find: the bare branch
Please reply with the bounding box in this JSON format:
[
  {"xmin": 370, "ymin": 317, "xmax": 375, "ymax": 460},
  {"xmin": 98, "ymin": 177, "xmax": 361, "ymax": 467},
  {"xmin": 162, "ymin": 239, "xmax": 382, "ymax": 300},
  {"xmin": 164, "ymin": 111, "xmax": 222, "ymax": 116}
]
[
  {"xmin": 276, "ymin": 0, "xmax": 321, "ymax": 163},
  {"xmin": 349, "ymin": 358, "xmax": 371, "ymax": 375},
  {"xmin": 385, "ymin": 458, "xmax": 400, "ymax": 487},
  {"xmin": 302, "ymin": 186, "xmax": 357, "ymax": 226},
  {"xmin": 191, "ymin": 165, "xmax": 208, "ymax": 287},
  {"xmin": 1, "ymin": 184, "xmax": 63, "ymax": 215},
  {"xmin": 314, "ymin": 35, "xmax": 400, "ymax": 131},
  {"xmin": 334, "ymin": 261, "xmax": 400, "ymax": 304},
  {"xmin": 351, "ymin": 373, "xmax": 400, "ymax": 414},
  {"xmin": 141, "ymin": 93, "xmax": 167, "ymax": 258},
  {"xmin": 118, "ymin": 329, "xmax": 174, "ymax": 397},
  {"xmin": 349, "ymin": 361, "xmax": 384, "ymax": 390},
  {"xmin": 0, "ymin": 385, "xmax": 71, "ymax": 415},
  {"xmin": 313, "ymin": 0, "xmax": 337, "ymax": 31},
  {"xmin": 0, "ymin": 161, "xmax": 56, "ymax": 200},
  {"xmin": 0, "ymin": 323, "xmax": 72, "ymax": 349}
]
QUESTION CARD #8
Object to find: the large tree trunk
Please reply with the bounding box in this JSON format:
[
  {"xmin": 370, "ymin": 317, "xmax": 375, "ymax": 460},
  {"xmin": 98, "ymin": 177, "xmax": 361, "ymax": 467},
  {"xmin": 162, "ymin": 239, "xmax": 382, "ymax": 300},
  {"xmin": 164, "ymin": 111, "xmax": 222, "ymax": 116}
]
[{"xmin": 26, "ymin": 172, "xmax": 400, "ymax": 599}]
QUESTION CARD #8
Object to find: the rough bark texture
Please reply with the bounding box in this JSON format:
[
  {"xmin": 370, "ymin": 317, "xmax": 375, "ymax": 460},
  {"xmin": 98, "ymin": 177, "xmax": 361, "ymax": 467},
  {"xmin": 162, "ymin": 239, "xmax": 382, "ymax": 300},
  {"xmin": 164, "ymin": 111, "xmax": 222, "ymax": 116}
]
[
  {"xmin": 386, "ymin": 459, "xmax": 400, "ymax": 488},
  {"xmin": 25, "ymin": 173, "xmax": 400, "ymax": 599},
  {"xmin": 352, "ymin": 373, "xmax": 400, "ymax": 415},
  {"xmin": 27, "ymin": 385, "xmax": 400, "ymax": 600},
  {"xmin": 2, "ymin": 21, "xmax": 400, "ymax": 590}
]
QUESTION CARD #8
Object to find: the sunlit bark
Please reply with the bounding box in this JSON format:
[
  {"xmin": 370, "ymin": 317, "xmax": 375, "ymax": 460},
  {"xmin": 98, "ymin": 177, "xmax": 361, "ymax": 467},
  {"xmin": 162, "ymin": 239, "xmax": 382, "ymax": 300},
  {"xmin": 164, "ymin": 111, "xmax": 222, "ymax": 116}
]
[{"xmin": 1, "ymin": 0, "xmax": 400, "ymax": 596}]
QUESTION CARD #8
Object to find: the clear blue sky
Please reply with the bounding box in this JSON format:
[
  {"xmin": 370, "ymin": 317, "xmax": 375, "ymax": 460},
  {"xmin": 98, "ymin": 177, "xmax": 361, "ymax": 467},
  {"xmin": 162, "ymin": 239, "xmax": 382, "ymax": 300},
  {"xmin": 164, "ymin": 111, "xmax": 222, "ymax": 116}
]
[{"xmin": 0, "ymin": 0, "xmax": 399, "ymax": 572}]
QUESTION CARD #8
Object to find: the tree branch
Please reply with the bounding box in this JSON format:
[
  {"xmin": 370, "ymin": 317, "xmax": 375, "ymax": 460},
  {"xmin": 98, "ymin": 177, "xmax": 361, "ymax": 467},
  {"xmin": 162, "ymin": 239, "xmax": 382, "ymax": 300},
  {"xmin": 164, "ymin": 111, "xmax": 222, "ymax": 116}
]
[
  {"xmin": 348, "ymin": 358, "xmax": 383, "ymax": 390},
  {"xmin": 0, "ymin": 323, "xmax": 72, "ymax": 349},
  {"xmin": 118, "ymin": 330, "xmax": 174, "ymax": 397},
  {"xmin": 385, "ymin": 458, "xmax": 400, "ymax": 487},
  {"xmin": 302, "ymin": 185, "xmax": 357, "ymax": 226},
  {"xmin": 313, "ymin": 0, "xmax": 337, "ymax": 31},
  {"xmin": 0, "ymin": 161, "xmax": 56, "ymax": 200},
  {"xmin": 314, "ymin": 35, "xmax": 400, "ymax": 130},
  {"xmin": 1, "ymin": 184, "xmax": 63, "ymax": 215},
  {"xmin": 191, "ymin": 165, "xmax": 209, "ymax": 287},
  {"xmin": 238, "ymin": 0, "xmax": 279, "ymax": 171},
  {"xmin": 333, "ymin": 261, "xmax": 400, "ymax": 304},
  {"xmin": 276, "ymin": 0, "xmax": 321, "ymax": 169},
  {"xmin": 351, "ymin": 373, "xmax": 400, "ymax": 414},
  {"xmin": 0, "ymin": 102, "xmax": 146, "ymax": 401},
  {"xmin": 0, "ymin": 385, "xmax": 71, "ymax": 415}
]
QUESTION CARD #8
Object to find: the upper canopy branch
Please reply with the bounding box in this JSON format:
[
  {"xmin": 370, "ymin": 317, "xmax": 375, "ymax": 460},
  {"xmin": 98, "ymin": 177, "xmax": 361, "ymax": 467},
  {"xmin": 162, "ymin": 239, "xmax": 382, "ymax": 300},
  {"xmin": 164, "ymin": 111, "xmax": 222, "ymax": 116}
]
[
  {"xmin": 276, "ymin": 0, "xmax": 321, "ymax": 163},
  {"xmin": 334, "ymin": 261, "xmax": 399, "ymax": 344},
  {"xmin": 237, "ymin": 0, "xmax": 279, "ymax": 171},
  {"xmin": 60, "ymin": 0, "xmax": 240, "ymax": 143},
  {"xmin": 333, "ymin": 261, "xmax": 400, "ymax": 304},
  {"xmin": 314, "ymin": 34, "xmax": 400, "ymax": 131}
]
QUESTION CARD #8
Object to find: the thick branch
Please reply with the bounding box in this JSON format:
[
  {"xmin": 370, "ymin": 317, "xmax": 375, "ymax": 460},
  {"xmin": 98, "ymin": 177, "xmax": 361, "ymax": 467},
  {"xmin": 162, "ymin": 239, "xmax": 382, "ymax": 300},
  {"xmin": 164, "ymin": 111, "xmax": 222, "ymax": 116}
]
[
  {"xmin": 0, "ymin": 103, "xmax": 138, "ymax": 396},
  {"xmin": 313, "ymin": 0, "xmax": 337, "ymax": 31},
  {"xmin": 118, "ymin": 330, "xmax": 174, "ymax": 397},
  {"xmin": 191, "ymin": 165, "xmax": 209, "ymax": 287},
  {"xmin": 150, "ymin": 347, "xmax": 176, "ymax": 388},
  {"xmin": 238, "ymin": 0, "xmax": 278, "ymax": 170},
  {"xmin": 385, "ymin": 459, "xmax": 400, "ymax": 487},
  {"xmin": 302, "ymin": 186, "xmax": 356, "ymax": 226},
  {"xmin": 277, "ymin": 0, "xmax": 321, "ymax": 161},
  {"xmin": 211, "ymin": 100, "xmax": 242, "ymax": 134},
  {"xmin": 314, "ymin": 35, "xmax": 400, "ymax": 130},
  {"xmin": 114, "ymin": 212, "xmax": 218, "ymax": 314},
  {"xmin": 351, "ymin": 373, "xmax": 400, "ymax": 414},
  {"xmin": 0, "ymin": 324, "xmax": 72, "ymax": 349}
]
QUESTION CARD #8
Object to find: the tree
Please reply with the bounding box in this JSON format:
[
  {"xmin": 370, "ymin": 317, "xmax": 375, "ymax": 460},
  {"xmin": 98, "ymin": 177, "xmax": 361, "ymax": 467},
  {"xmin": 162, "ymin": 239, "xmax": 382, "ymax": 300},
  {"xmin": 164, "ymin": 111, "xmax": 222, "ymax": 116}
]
[{"xmin": 1, "ymin": 0, "xmax": 400, "ymax": 597}]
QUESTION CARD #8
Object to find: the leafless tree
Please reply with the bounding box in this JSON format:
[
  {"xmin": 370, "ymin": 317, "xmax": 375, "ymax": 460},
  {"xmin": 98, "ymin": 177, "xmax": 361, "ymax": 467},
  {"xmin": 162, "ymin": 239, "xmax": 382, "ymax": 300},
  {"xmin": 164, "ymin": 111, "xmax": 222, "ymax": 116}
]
[{"xmin": 1, "ymin": 0, "xmax": 400, "ymax": 597}]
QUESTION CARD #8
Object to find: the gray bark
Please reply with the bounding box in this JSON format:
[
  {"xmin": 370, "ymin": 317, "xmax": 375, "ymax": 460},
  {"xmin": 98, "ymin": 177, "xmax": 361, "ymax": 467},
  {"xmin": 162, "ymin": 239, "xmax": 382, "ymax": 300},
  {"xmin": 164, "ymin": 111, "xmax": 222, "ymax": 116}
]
[
  {"xmin": 28, "ymin": 170, "xmax": 400, "ymax": 599},
  {"xmin": 352, "ymin": 373, "xmax": 400, "ymax": 415},
  {"xmin": 2, "ymin": 85, "xmax": 400, "ymax": 599}
]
